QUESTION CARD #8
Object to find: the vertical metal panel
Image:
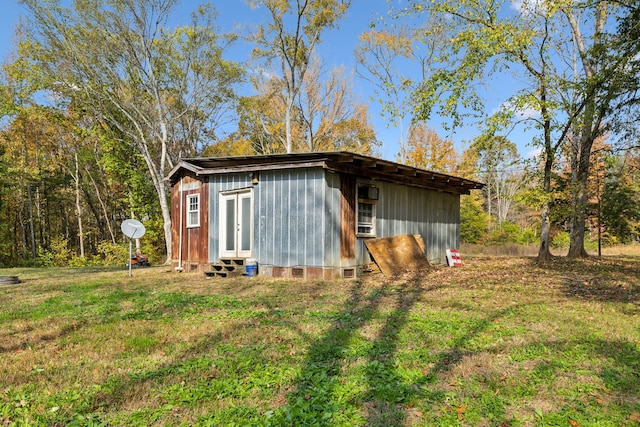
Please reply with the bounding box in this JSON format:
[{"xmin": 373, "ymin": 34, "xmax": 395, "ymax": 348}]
[
  {"xmin": 358, "ymin": 180, "xmax": 460, "ymax": 265},
  {"xmin": 203, "ymin": 168, "xmax": 459, "ymax": 268},
  {"xmin": 307, "ymin": 170, "xmax": 324, "ymax": 265},
  {"xmin": 207, "ymin": 173, "xmax": 252, "ymax": 262},
  {"xmin": 247, "ymin": 168, "xmax": 328, "ymax": 268},
  {"xmin": 323, "ymin": 171, "xmax": 342, "ymax": 268}
]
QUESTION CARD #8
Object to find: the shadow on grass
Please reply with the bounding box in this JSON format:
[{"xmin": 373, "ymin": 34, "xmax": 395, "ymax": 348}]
[
  {"xmin": 261, "ymin": 274, "xmax": 422, "ymax": 425},
  {"xmin": 273, "ymin": 271, "xmax": 521, "ymax": 426},
  {"xmin": 542, "ymin": 257, "xmax": 640, "ymax": 304}
]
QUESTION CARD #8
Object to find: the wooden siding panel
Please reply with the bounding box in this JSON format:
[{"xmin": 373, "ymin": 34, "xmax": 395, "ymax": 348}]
[
  {"xmin": 170, "ymin": 175, "xmax": 209, "ymax": 267},
  {"xmin": 340, "ymin": 174, "xmax": 356, "ymax": 259}
]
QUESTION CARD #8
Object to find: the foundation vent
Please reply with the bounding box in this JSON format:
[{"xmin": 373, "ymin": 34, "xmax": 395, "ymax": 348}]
[
  {"xmin": 342, "ymin": 268, "xmax": 355, "ymax": 279},
  {"xmin": 292, "ymin": 267, "xmax": 305, "ymax": 279}
]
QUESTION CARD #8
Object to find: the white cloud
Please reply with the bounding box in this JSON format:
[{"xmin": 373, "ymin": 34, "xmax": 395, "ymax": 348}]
[
  {"xmin": 513, "ymin": 106, "xmax": 540, "ymax": 120},
  {"xmin": 249, "ymin": 66, "xmax": 277, "ymax": 80},
  {"xmin": 492, "ymin": 99, "xmax": 541, "ymax": 121},
  {"xmin": 510, "ymin": 0, "xmax": 547, "ymax": 15},
  {"xmin": 526, "ymin": 146, "xmax": 542, "ymax": 159}
]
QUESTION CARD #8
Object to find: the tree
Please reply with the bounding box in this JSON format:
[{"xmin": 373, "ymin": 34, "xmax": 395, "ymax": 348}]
[
  {"xmin": 388, "ymin": 0, "xmax": 569, "ymax": 261},
  {"xmin": 564, "ymin": 2, "xmax": 610, "ymax": 258},
  {"xmin": 250, "ymin": 0, "xmax": 352, "ymax": 153},
  {"xmin": 296, "ymin": 57, "xmax": 378, "ymax": 153},
  {"xmin": 215, "ymin": 56, "xmax": 379, "ymax": 156},
  {"xmin": 1, "ymin": 52, "xmax": 55, "ymax": 261},
  {"xmin": 471, "ymin": 136, "xmax": 522, "ymax": 226},
  {"xmin": 388, "ymin": 0, "xmax": 637, "ymax": 262},
  {"xmin": 460, "ymin": 193, "xmax": 489, "ymax": 244},
  {"xmin": 355, "ymin": 16, "xmax": 449, "ymax": 160},
  {"xmin": 401, "ymin": 122, "xmax": 457, "ymax": 173},
  {"xmin": 601, "ymin": 153, "xmax": 640, "ymax": 243},
  {"xmin": 20, "ymin": 0, "xmax": 244, "ymax": 262},
  {"xmin": 609, "ymin": 1, "xmax": 640, "ymax": 142}
]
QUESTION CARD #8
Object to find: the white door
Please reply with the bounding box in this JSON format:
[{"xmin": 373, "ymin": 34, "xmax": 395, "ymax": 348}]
[{"xmin": 220, "ymin": 190, "xmax": 253, "ymax": 258}]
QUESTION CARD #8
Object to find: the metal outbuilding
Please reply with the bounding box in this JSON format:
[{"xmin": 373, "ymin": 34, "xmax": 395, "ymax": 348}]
[{"xmin": 167, "ymin": 151, "xmax": 483, "ymax": 279}]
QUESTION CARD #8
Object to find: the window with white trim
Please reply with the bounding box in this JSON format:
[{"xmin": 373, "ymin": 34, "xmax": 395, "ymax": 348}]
[
  {"xmin": 356, "ymin": 185, "xmax": 378, "ymax": 237},
  {"xmin": 187, "ymin": 194, "xmax": 200, "ymax": 228}
]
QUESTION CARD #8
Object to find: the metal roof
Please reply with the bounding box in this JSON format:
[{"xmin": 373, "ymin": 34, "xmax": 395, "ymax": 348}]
[{"xmin": 168, "ymin": 151, "xmax": 484, "ymax": 195}]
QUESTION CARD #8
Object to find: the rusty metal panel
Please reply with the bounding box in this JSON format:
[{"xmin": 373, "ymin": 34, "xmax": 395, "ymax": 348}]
[
  {"xmin": 171, "ymin": 175, "xmax": 209, "ymax": 266},
  {"xmin": 185, "ymin": 179, "xmax": 208, "ymax": 264},
  {"xmin": 340, "ymin": 174, "xmax": 356, "ymax": 259},
  {"xmin": 170, "ymin": 183, "xmax": 181, "ymax": 262}
]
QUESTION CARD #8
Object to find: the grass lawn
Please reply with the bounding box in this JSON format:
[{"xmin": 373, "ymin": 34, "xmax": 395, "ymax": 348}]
[{"xmin": 1, "ymin": 256, "xmax": 639, "ymax": 426}]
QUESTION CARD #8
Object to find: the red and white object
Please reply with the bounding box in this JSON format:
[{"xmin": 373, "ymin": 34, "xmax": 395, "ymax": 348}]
[{"xmin": 446, "ymin": 249, "xmax": 462, "ymax": 267}]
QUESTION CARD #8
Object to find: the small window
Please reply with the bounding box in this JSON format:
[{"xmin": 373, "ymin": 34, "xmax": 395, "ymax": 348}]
[
  {"xmin": 187, "ymin": 194, "xmax": 200, "ymax": 228},
  {"xmin": 356, "ymin": 185, "xmax": 377, "ymax": 237}
]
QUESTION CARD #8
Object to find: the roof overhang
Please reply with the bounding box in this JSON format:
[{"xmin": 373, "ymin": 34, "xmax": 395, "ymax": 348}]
[{"xmin": 168, "ymin": 151, "xmax": 484, "ymax": 195}]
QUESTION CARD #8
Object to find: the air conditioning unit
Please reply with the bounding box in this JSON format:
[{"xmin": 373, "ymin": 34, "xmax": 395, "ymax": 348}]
[{"xmin": 358, "ymin": 185, "xmax": 379, "ymax": 200}]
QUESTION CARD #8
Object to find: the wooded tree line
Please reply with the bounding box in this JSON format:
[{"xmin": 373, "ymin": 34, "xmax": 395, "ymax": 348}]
[{"xmin": 0, "ymin": 0, "xmax": 638, "ymax": 267}]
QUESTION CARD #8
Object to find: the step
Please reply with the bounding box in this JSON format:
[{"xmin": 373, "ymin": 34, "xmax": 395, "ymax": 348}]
[
  {"xmin": 211, "ymin": 264, "xmax": 238, "ymax": 273},
  {"xmin": 220, "ymin": 258, "xmax": 245, "ymax": 267},
  {"xmin": 206, "ymin": 258, "xmax": 247, "ymax": 278}
]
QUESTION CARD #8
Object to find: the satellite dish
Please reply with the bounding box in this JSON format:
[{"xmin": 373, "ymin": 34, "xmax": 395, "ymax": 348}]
[{"xmin": 121, "ymin": 219, "xmax": 146, "ymax": 239}]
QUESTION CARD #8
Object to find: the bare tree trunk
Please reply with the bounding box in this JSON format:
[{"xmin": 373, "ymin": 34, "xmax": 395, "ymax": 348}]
[
  {"xmin": 85, "ymin": 166, "xmax": 116, "ymax": 244},
  {"xmin": 23, "ymin": 116, "xmax": 37, "ymax": 259},
  {"xmin": 285, "ymin": 95, "xmax": 294, "ymax": 153},
  {"xmin": 486, "ymin": 182, "xmax": 492, "ymax": 226},
  {"xmin": 538, "ymin": 202, "xmax": 552, "ymax": 262},
  {"xmin": 26, "ymin": 183, "xmax": 37, "ymax": 259},
  {"xmin": 74, "ymin": 152, "xmax": 85, "ymax": 258},
  {"xmin": 137, "ymin": 138, "xmax": 172, "ymax": 263},
  {"xmin": 537, "ymin": 153, "xmax": 553, "ymax": 262},
  {"xmin": 567, "ymin": 95, "xmax": 597, "ymax": 258},
  {"xmin": 537, "ymin": 81, "xmax": 553, "ymax": 263},
  {"xmin": 564, "ymin": 4, "xmax": 606, "ymax": 259},
  {"xmin": 567, "ymin": 131, "xmax": 593, "ymax": 258}
]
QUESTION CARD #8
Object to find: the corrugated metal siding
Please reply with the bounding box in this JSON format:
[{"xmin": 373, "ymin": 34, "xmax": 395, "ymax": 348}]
[
  {"xmin": 357, "ymin": 180, "xmax": 460, "ymax": 265},
  {"xmin": 323, "ymin": 172, "xmax": 343, "ymax": 268},
  {"xmin": 257, "ymin": 168, "xmax": 330, "ymax": 267},
  {"xmin": 204, "ymin": 169, "xmax": 459, "ymax": 268},
  {"xmin": 207, "ymin": 168, "xmax": 329, "ymax": 267},
  {"xmin": 207, "ymin": 173, "xmax": 253, "ymax": 262}
]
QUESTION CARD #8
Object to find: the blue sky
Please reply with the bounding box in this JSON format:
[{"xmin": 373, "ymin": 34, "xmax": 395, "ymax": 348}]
[{"xmin": 0, "ymin": 0, "xmax": 534, "ymax": 161}]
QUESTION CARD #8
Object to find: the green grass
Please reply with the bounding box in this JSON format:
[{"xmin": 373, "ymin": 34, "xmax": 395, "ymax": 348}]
[{"xmin": 0, "ymin": 257, "xmax": 639, "ymax": 426}]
